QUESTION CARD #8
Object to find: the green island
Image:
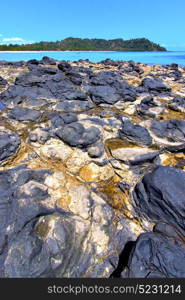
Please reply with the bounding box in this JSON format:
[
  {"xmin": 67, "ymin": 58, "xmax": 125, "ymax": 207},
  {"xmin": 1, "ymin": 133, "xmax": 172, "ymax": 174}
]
[{"xmin": 0, "ymin": 37, "xmax": 166, "ymax": 51}]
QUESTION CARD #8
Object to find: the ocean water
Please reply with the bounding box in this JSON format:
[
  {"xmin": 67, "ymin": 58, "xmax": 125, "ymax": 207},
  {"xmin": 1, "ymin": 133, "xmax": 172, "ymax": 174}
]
[{"xmin": 0, "ymin": 51, "xmax": 185, "ymax": 66}]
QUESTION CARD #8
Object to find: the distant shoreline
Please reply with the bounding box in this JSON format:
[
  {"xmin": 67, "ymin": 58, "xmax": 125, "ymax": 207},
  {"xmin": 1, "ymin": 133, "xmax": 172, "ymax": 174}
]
[{"xmin": 0, "ymin": 50, "xmax": 118, "ymax": 53}]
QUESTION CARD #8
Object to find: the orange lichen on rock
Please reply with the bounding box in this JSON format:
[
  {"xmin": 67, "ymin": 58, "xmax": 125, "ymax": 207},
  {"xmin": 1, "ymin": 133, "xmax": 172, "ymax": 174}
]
[{"xmin": 98, "ymin": 176, "xmax": 133, "ymax": 217}]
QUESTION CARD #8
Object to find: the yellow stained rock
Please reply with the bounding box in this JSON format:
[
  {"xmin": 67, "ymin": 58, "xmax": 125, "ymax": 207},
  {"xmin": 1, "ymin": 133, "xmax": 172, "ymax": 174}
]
[
  {"xmin": 160, "ymin": 152, "xmax": 185, "ymax": 168},
  {"xmin": 79, "ymin": 162, "xmax": 114, "ymax": 182}
]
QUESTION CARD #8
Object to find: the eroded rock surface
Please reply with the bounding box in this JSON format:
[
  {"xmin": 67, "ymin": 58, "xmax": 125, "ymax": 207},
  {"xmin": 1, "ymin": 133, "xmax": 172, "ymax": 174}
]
[{"xmin": 0, "ymin": 58, "xmax": 185, "ymax": 278}]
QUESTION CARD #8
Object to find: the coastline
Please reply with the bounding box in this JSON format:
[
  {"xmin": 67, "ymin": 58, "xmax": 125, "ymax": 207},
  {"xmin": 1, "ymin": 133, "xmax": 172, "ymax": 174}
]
[
  {"xmin": 0, "ymin": 50, "xmax": 117, "ymax": 53},
  {"xmin": 0, "ymin": 50, "xmax": 185, "ymax": 66}
]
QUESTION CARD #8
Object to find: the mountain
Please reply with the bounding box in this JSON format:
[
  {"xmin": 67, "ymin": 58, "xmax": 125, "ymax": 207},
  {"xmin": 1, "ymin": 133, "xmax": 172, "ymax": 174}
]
[{"xmin": 0, "ymin": 37, "xmax": 166, "ymax": 51}]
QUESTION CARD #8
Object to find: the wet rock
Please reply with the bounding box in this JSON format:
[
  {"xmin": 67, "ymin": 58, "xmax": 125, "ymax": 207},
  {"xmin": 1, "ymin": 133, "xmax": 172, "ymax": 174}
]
[
  {"xmin": 111, "ymin": 147, "xmax": 160, "ymax": 165},
  {"xmin": 119, "ymin": 121, "xmax": 152, "ymax": 146},
  {"xmin": 124, "ymin": 231, "xmax": 185, "ymax": 278},
  {"xmin": 0, "ymin": 129, "xmax": 21, "ymax": 163},
  {"xmin": 56, "ymin": 122, "xmax": 101, "ymax": 148},
  {"xmin": 9, "ymin": 107, "xmax": 41, "ymax": 122},
  {"xmin": 0, "ymin": 76, "xmax": 7, "ymax": 86},
  {"xmin": 133, "ymin": 166, "xmax": 185, "ymax": 234}
]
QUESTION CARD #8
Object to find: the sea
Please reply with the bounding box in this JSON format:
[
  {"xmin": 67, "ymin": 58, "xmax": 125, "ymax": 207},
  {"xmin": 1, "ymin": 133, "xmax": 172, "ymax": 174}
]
[{"xmin": 0, "ymin": 51, "xmax": 185, "ymax": 66}]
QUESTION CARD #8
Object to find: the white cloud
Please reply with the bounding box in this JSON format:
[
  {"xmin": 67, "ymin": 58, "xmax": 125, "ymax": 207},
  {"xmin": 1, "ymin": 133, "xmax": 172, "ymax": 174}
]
[
  {"xmin": 2, "ymin": 37, "xmax": 24, "ymax": 42},
  {"xmin": 0, "ymin": 36, "xmax": 34, "ymax": 45}
]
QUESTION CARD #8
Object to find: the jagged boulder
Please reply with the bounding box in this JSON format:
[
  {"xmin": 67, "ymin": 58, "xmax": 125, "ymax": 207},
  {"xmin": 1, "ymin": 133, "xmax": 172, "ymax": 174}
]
[
  {"xmin": 119, "ymin": 120, "xmax": 152, "ymax": 146},
  {"xmin": 133, "ymin": 166, "xmax": 185, "ymax": 234},
  {"xmin": 56, "ymin": 122, "xmax": 101, "ymax": 148}
]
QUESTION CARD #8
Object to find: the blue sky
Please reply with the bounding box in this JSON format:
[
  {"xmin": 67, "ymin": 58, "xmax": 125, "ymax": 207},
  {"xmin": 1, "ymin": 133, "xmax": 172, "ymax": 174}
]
[{"xmin": 0, "ymin": 0, "xmax": 185, "ymax": 50}]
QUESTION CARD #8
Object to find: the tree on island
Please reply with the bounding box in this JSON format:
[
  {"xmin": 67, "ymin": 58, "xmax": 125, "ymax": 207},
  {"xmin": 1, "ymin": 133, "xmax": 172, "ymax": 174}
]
[{"xmin": 0, "ymin": 37, "xmax": 166, "ymax": 51}]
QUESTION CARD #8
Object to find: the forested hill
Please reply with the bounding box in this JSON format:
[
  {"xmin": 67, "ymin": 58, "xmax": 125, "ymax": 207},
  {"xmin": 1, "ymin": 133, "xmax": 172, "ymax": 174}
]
[{"xmin": 0, "ymin": 37, "xmax": 166, "ymax": 51}]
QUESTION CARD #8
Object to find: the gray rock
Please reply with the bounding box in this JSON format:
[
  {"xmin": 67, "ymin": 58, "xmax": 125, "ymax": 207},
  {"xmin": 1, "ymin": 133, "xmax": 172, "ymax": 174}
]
[
  {"xmin": 64, "ymin": 90, "xmax": 87, "ymax": 100},
  {"xmin": 56, "ymin": 122, "xmax": 84, "ymax": 146},
  {"xmin": 4, "ymin": 207, "xmax": 115, "ymax": 278},
  {"xmin": 150, "ymin": 119, "xmax": 185, "ymax": 150},
  {"xmin": 141, "ymin": 77, "xmax": 171, "ymax": 92},
  {"xmin": 29, "ymin": 128, "xmax": 50, "ymax": 144},
  {"xmin": 24, "ymin": 99, "xmax": 47, "ymax": 108},
  {"xmin": 87, "ymin": 141, "xmax": 105, "ymax": 158},
  {"xmin": 61, "ymin": 113, "xmax": 78, "ymax": 124},
  {"xmin": 119, "ymin": 121, "xmax": 152, "ymax": 146},
  {"xmin": 9, "ymin": 107, "xmax": 41, "ymax": 121},
  {"xmin": 90, "ymin": 85, "xmax": 121, "ymax": 104},
  {"xmin": 136, "ymin": 96, "xmax": 165, "ymax": 118},
  {"xmin": 111, "ymin": 147, "xmax": 160, "ymax": 165},
  {"xmin": 56, "ymin": 122, "xmax": 101, "ymax": 148},
  {"xmin": 169, "ymin": 97, "xmax": 185, "ymax": 113},
  {"xmin": 41, "ymin": 56, "xmax": 56, "ymax": 65},
  {"xmin": 0, "ymin": 165, "xmax": 53, "ymax": 256},
  {"xmin": 90, "ymin": 71, "xmax": 136, "ymax": 102},
  {"xmin": 133, "ymin": 166, "xmax": 185, "ymax": 234},
  {"xmin": 0, "ymin": 130, "xmax": 21, "ymax": 163},
  {"xmin": 0, "ymin": 68, "xmax": 78, "ymax": 106},
  {"xmin": 58, "ymin": 61, "xmax": 72, "ymax": 72},
  {"xmin": 0, "ymin": 172, "xmax": 114, "ymax": 278},
  {"xmin": 55, "ymin": 100, "xmax": 94, "ymax": 112},
  {"xmin": 0, "ymin": 76, "xmax": 7, "ymax": 86},
  {"xmin": 124, "ymin": 231, "xmax": 185, "ymax": 278},
  {"xmin": 0, "ymin": 102, "xmax": 5, "ymax": 110}
]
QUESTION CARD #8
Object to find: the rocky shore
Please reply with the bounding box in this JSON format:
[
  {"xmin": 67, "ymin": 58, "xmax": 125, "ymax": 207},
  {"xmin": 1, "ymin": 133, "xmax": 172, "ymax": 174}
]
[{"xmin": 0, "ymin": 57, "xmax": 185, "ymax": 278}]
